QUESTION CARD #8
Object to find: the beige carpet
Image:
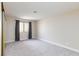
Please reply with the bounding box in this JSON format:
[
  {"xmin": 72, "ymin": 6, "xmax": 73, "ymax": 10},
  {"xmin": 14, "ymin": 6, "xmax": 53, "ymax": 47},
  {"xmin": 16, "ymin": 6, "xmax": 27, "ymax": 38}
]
[{"xmin": 4, "ymin": 39, "xmax": 79, "ymax": 56}]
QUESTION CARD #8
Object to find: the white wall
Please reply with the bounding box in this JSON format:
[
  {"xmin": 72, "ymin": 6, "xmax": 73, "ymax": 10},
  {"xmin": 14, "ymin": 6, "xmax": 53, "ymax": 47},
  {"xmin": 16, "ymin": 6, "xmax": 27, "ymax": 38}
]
[
  {"xmin": 5, "ymin": 16, "xmax": 15, "ymax": 43},
  {"xmin": 37, "ymin": 11, "xmax": 79, "ymax": 51},
  {"xmin": 32, "ymin": 21, "xmax": 37, "ymax": 39}
]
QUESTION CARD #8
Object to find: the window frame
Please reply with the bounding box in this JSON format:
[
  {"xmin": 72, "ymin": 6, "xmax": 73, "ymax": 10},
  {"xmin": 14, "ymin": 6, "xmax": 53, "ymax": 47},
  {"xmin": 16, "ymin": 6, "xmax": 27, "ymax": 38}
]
[{"xmin": 19, "ymin": 22, "xmax": 28, "ymax": 32}]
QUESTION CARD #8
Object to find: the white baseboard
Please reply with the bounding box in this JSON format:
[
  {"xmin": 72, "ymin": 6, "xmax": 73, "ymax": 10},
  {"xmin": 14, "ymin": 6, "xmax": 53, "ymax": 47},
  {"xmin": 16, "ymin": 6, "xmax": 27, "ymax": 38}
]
[{"xmin": 39, "ymin": 39, "xmax": 79, "ymax": 53}]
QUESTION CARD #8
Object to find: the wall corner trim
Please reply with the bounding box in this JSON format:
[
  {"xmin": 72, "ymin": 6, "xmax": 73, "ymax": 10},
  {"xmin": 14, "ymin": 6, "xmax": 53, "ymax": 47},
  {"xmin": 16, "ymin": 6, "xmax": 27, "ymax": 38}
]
[{"xmin": 39, "ymin": 39, "xmax": 79, "ymax": 53}]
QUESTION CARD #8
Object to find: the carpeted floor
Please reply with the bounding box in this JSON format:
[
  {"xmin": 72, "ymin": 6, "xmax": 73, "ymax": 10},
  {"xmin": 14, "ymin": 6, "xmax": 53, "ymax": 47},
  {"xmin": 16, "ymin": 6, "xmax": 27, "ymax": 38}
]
[{"xmin": 4, "ymin": 39, "xmax": 79, "ymax": 56}]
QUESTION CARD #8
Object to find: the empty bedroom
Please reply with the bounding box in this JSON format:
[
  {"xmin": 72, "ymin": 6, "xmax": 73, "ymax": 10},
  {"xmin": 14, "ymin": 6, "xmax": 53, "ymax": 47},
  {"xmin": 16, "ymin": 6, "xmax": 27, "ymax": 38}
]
[{"xmin": 1, "ymin": 2, "xmax": 79, "ymax": 56}]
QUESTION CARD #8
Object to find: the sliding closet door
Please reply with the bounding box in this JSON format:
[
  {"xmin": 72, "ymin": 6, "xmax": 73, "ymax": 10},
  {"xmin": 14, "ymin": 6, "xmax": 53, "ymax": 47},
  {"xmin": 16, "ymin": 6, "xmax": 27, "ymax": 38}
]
[
  {"xmin": 0, "ymin": 2, "xmax": 2, "ymax": 56},
  {"xmin": 1, "ymin": 2, "xmax": 6, "ymax": 56}
]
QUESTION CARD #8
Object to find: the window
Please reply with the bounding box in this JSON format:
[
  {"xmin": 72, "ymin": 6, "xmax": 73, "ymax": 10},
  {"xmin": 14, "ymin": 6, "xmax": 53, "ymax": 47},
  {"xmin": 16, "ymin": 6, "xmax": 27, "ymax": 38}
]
[
  {"xmin": 19, "ymin": 22, "xmax": 28, "ymax": 32},
  {"xmin": 24, "ymin": 23, "xmax": 29, "ymax": 32},
  {"xmin": 20, "ymin": 22, "xmax": 23, "ymax": 32}
]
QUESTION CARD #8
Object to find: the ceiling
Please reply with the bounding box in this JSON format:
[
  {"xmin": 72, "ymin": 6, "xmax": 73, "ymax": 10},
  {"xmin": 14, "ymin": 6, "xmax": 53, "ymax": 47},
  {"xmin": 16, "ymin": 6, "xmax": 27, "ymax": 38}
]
[{"xmin": 4, "ymin": 2, "xmax": 79, "ymax": 20}]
